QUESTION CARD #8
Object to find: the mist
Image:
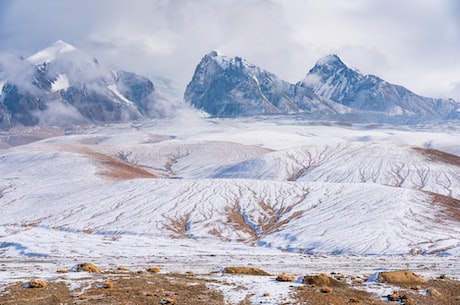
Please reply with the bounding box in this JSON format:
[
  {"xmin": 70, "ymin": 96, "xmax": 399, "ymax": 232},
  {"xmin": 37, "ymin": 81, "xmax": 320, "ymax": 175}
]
[{"xmin": 0, "ymin": 0, "xmax": 459, "ymax": 101}]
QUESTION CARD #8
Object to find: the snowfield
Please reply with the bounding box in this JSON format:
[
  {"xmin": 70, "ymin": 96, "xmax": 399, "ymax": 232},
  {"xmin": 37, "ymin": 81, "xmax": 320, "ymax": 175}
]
[{"xmin": 0, "ymin": 115, "xmax": 459, "ymax": 303}]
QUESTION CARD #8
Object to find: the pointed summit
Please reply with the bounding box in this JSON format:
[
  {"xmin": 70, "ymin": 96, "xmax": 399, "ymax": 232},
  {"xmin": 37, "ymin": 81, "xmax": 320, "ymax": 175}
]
[
  {"xmin": 315, "ymin": 54, "xmax": 345, "ymax": 66},
  {"xmin": 309, "ymin": 54, "xmax": 360, "ymax": 76},
  {"xmin": 206, "ymin": 50, "xmax": 221, "ymax": 57},
  {"xmin": 27, "ymin": 40, "xmax": 76, "ymax": 64}
]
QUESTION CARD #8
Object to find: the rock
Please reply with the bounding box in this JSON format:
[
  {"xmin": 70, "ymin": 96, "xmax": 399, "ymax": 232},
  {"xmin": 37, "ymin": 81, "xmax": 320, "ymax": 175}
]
[
  {"xmin": 387, "ymin": 292, "xmax": 400, "ymax": 301},
  {"xmin": 27, "ymin": 279, "xmax": 47, "ymax": 288}
]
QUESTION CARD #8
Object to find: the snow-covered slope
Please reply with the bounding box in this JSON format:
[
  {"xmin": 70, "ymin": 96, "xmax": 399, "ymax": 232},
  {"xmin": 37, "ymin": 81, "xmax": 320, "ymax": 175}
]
[
  {"xmin": 1, "ymin": 118, "xmax": 459, "ymax": 257},
  {"xmin": 0, "ymin": 41, "xmax": 173, "ymax": 128},
  {"xmin": 209, "ymin": 142, "xmax": 460, "ymax": 199}
]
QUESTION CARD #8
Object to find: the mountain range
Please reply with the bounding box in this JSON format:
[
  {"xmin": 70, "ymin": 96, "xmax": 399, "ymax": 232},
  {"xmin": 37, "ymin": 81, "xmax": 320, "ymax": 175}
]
[
  {"xmin": 0, "ymin": 41, "xmax": 172, "ymax": 128},
  {"xmin": 185, "ymin": 51, "xmax": 460, "ymax": 123},
  {"xmin": 1, "ymin": 41, "xmax": 460, "ymax": 128}
]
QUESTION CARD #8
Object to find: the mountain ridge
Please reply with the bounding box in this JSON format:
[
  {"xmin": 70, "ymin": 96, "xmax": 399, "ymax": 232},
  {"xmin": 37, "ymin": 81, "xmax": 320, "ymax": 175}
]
[
  {"xmin": 0, "ymin": 41, "xmax": 174, "ymax": 128},
  {"xmin": 185, "ymin": 52, "xmax": 460, "ymax": 123}
]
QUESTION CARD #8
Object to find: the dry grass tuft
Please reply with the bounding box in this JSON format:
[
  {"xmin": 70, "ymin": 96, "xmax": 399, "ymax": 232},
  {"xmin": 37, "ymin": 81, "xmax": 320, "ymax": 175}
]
[
  {"xmin": 56, "ymin": 269, "xmax": 68, "ymax": 273},
  {"xmin": 348, "ymin": 297, "xmax": 360, "ymax": 303},
  {"xmin": 320, "ymin": 286, "xmax": 332, "ymax": 293},
  {"xmin": 79, "ymin": 294, "xmax": 88, "ymax": 300},
  {"xmin": 303, "ymin": 273, "xmax": 343, "ymax": 287},
  {"xmin": 403, "ymin": 296, "xmax": 416, "ymax": 305},
  {"xmin": 117, "ymin": 266, "xmax": 129, "ymax": 271},
  {"xmin": 27, "ymin": 279, "xmax": 47, "ymax": 289},
  {"xmin": 74, "ymin": 262, "xmax": 100, "ymax": 273},
  {"xmin": 160, "ymin": 297, "xmax": 176, "ymax": 304},
  {"xmin": 427, "ymin": 288, "xmax": 442, "ymax": 297},
  {"xmin": 276, "ymin": 273, "xmax": 295, "ymax": 282},
  {"xmin": 147, "ymin": 267, "xmax": 161, "ymax": 273},
  {"xmin": 222, "ymin": 267, "xmax": 271, "ymax": 276},
  {"xmin": 378, "ymin": 270, "xmax": 426, "ymax": 285},
  {"xmin": 100, "ymin": 281, "xmax": 113, "ymax": 289}
]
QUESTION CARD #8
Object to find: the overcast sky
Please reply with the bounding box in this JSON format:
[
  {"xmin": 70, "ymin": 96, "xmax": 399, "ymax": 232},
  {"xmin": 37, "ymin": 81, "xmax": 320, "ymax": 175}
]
[{"xmin": 1, "ymin": 0, "xmax": 459, "ymax": 99}]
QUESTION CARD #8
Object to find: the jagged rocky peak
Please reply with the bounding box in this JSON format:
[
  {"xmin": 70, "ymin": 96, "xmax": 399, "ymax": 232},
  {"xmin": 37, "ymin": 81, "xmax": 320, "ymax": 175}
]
[
  {"xmin": 184, "ymin": 52, "xmax": 343, "ymax": 117},
  {"xmin": 199, "ymin": 50, "xmax": 254, "ymax": 73},
  {"xmin": 185, "ymin": 51, "xmax": 296, "ymax": 117},
  {"xmin": 186, "ymin": 51, "xmax": 460, "ymax": 123},
  {"xmin": 302, "ymin": 54, "xmax": 363, "ymax": 97},
  {"xmin": 302, "ymin": 54, "xmax": 460, "ymax": 120}
]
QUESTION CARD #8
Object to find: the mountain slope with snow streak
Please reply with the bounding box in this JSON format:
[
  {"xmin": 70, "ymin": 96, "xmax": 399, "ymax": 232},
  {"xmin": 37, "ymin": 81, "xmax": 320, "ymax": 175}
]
[
  {"xmin": 210, "ymin": 142, "xmax": 460, "ymax": 199},
  {"xmin": 1, "ymin": 118, "xmax": 459, "ymax": 258}
]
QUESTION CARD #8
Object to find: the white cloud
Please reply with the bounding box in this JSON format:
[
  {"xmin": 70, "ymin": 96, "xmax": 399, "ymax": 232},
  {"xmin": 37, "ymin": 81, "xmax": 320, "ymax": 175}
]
[{"xmin": 0, "ymin": 0, "xmax": 459, "ymax": 100}]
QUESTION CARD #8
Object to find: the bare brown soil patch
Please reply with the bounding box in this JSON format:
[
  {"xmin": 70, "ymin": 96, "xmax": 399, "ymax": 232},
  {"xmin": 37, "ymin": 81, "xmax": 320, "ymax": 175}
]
[
  {"xmin": 0, "ymin": 269, "xmax": 459, "ymax": 305},
  {"xmin": 79, "ymin": 148, "xmax": 157, "ymax": 180},
  {"xmin": 429, "ymin": 192, "xmax": 460, "ymax": 222},
  {"xmin": 0, "ymin": 126, "xmax": 65, "ymax": 148},
  {"xmin": 294, "ymin": 278, "xmax": 386, "ymax": 305},
  {"xmin": 222, "ymin": 266, "xmax": 271, "ymax": 276},
  {"xmin": 295, "ymin": 273, "xmax": 460, "ymax": 305},
  {"xmin": 224, "ymin": 198, "xmax": 305, "ymax": 242},
  {"xmin": 380, "ymin": 277, "xmax": 460, "ymax": 305},
  {"xmin": 0, "ymin": 272, "xmax": 224, "ymax": 305},
  {"xmin": 413, "ymin": 147, "xmax": 460, "ymax": 167},
  {"xmin": 0, "ymin": 281, "xmax": 72, "ymax": 305}
]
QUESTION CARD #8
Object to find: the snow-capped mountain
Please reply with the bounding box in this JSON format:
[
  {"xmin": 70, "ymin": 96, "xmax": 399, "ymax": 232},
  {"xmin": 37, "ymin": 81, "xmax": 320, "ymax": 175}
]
[
  {"xmin": 302, "ymin": 54, "xmax": 460, "ymax": 122},
  {"xmin": 184, "ymin": 51, "xmax": 347, "ymax": 117},
  {"xmin": 185, "ymin": 52, "xmax": 460, "ymax": 123},
  {"xmin": 0, "ymin": 40, "xmax": 172, "ymax": 128}
]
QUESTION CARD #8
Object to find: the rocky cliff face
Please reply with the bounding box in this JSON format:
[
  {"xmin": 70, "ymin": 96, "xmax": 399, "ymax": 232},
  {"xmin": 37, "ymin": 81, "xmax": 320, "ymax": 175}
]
[{"xmin": 0, "ymin": 41, "xmax": 171, "ymax": 128}]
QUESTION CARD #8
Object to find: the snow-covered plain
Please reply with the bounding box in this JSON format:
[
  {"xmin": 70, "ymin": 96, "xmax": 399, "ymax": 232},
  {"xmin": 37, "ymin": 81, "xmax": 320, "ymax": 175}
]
[{"xmin": 0, "ymin": 115, "xmax": 459, "ymax": 303}]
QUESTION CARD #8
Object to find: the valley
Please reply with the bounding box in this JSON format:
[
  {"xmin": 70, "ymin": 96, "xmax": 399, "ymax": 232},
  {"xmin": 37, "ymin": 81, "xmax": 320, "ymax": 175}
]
[{"xmin": 1, "ymin": 116, "xmax": 459, "ymax": 304}]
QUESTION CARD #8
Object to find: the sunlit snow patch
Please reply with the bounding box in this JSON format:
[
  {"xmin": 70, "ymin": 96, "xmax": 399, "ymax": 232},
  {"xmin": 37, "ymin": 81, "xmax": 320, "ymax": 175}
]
[{"xmin": 51, "ymin": 73, "xmax": 70, "ymax": 92}]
